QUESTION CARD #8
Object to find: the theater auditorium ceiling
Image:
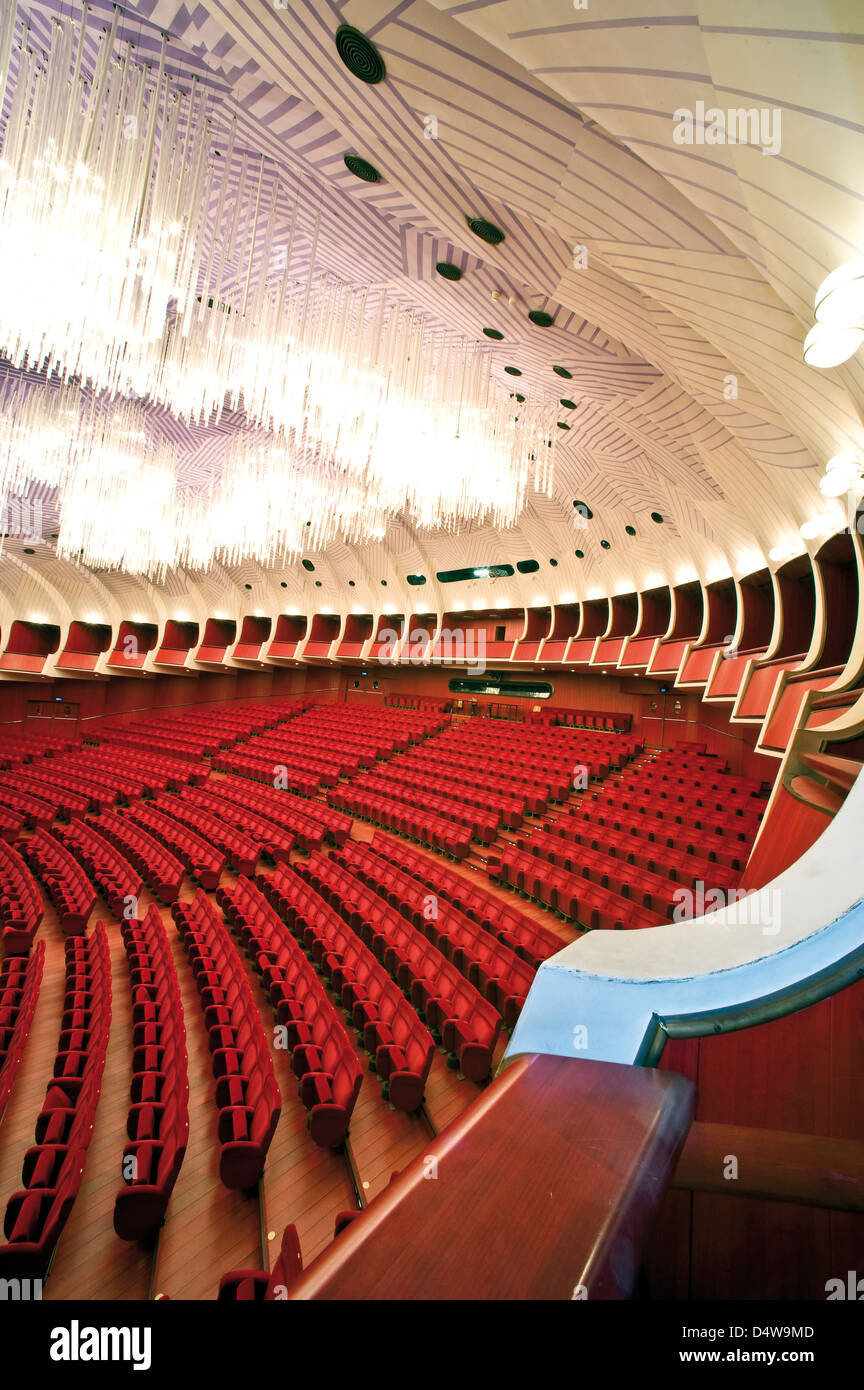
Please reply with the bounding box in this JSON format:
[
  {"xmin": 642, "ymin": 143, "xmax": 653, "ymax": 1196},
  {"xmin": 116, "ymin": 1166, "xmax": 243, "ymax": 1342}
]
[{"xmin": 0, "ymin": 0, "xmax": 862, "ymax": 623}]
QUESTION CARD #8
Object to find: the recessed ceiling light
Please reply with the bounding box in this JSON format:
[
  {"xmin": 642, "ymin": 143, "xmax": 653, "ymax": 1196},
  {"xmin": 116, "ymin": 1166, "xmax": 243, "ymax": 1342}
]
[
  {"xmin": 467, "ymin": 216, "xmax": 505, "ymax": 245},
  {"xmin": 334, "ymin": 25, "xmax": 386, "ymax": 84},
  {"xmin": 343, "ymin": 153, "xmax": 382, "ymax": 182}
]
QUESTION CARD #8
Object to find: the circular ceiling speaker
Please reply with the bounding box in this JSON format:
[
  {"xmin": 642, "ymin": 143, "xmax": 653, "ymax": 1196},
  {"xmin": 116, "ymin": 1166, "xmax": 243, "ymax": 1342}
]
[
  {"xmin": 436, "ymin": 261, "xmax": 462, "ymax": 280},
  {"xmin": 483, "ymin": 327, "xmax": 504, "ymax": 339},
  {"xmin": 528, "ymin": 310, "xmax": 555, "ymax": 327},
  {"xmin": 467, "ymin": 216, "xmax": 505, "ymax": 245},
  {"xmin": 625, "ymin": 524, "xmax": 636, "ymax": 536},
  {"xmin": 344, "ymin": 153, "xmax": 382, "ymax": 182},
  {"xmin": 553, "ymin": 364, "xmax": 573, "ymax": 378},
  {"xmin": 335, "ymin": 26, "xmax": 386, "ymax": 84}
]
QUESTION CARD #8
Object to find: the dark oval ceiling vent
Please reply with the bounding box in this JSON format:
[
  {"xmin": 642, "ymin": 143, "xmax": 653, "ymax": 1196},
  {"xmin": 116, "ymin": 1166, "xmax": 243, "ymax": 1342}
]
[
  {"xmin": 483, "ymin": 327, "xmax": 504, "ymax": 340},
  {"xmin": 553, "ymin": 364, "xmax": 573, "ymax": 379},
  {"xmin": 559, "ymin": 397, "xmax": 577, "ymax": 409},
  {"xmin": 528, "ymin": 310, "xmax": 554, "ymax": 327},
  {"xmin": 557, "ymin": 421, "xmax": 571, "ymax": 430},
  {"xmin": 436, "ymin": 261, "xmax": 462, "ymax": 281},
  {"xmin": 335, "ymin": 26, "xmax": 386, "ymax": 83},
  {"xmin": 504, "ymin": 365, "xmax": 522, "ymax": 376},
  {"xmin": 467, "ymin": 216, "xmax": 504, "ymax": 245},
  {"xmin": 344, "ymin": 153, "xmax": 381, "ymax": 182}
]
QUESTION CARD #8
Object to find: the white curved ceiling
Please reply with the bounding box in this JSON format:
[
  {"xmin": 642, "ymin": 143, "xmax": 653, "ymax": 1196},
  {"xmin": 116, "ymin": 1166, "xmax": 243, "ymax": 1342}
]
[{"xmin": 2, "ymin": 0, "xmax": 863, "ymax": 624}]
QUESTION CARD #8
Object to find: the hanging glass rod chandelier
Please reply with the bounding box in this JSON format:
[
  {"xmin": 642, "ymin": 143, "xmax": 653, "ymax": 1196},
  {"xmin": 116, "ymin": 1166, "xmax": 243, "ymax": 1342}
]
[{"xmin": 0, "ymin": 1, "xmax": 559, "ymax": 574}]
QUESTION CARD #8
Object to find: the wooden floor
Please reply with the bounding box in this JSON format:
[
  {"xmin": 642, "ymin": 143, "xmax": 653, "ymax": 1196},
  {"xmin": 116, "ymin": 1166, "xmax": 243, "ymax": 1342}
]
[{"xmin": 1, "ymin": 774, "xmax": 552, "ymax": 1301}]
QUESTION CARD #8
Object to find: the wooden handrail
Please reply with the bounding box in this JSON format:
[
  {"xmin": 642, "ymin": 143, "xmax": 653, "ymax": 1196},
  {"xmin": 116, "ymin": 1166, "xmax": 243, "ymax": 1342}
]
[
  {"xmin": 672, "ymin": 1122, "xmax": 864, "ymax": 1213},
  {"xmin": 286, "ymin": 1055, "xmax": 695, "ymax": 1300}
]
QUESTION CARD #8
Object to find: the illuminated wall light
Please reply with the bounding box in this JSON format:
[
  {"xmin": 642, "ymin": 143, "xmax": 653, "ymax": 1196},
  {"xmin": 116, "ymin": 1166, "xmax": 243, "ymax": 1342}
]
[
  {"xmin": 383, "ymin": 603, "xmax": 397, "ymax": 615},
  {"xmin": 814, "ymin": 262, "xmax": 864, "ymax": 324},
  {"xmin": 452, "ymin": 602, "xmax": 465, "ymax": 612},
  {"xmin": 803, "ymin": 262, "xmax": 864, "ymax": 367},
  {"xmin": 560, "ymin": 592, "xmax": 575, "ymax": 604},
  {"xmin": 587, "ymin": 588, "xmax": 603, "ymax": 600},
  {"xmin": 28, "ymin": 613, "xmax": 47, "ymax": 624},
  {"xmin": 799, "ymin": 515, "xmax": 834, "ymax": 540},
  {"xmin": 819, "ymin": 452, "xmax": 863, "ymax": 497},
  {"xmin": 472, "ymin": 599, "xmax": 485, "ymax": 611},
  {"xmin": 705, "ymin": 564, "xmax": 730, "ymax": 583},
  {"xmin": 675, "ymin": 567, "xmax": 697, "ymax": 584},
  {"xmin": 768, "ymin": 544, "xmax": 794, "ymax": 563}
]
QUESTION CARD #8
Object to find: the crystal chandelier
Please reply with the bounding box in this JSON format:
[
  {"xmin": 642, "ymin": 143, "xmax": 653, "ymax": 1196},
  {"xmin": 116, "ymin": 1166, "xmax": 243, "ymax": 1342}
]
[{"xmin": 0, "ymin": 1, "xmax": 559, "ymax": 576}]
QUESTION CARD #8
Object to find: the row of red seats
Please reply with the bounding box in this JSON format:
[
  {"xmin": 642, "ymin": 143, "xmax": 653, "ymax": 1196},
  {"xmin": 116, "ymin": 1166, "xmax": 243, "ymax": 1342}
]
[
  {"xmin": 512, "ymin": 828, "xmax": 677, "ymax": 920},
  {"xmin": 539, "ymin": 816, "xmax": 742, "ymax": 894},
  {"xmin": 80, "ymin": 746, "xmax": 212, "ymax": 791},
  {"xmin": 367, "ymin": 760, "xmax": 526, "ymax": 829},
  {"xmin": 88, "ymin": 811, "xmax": 185, "ymax": 904},
  {"xmin": 581, "ymin": 790, "xmax": 761, "ymax": 847},
  {"xmin": 298, "ymin": 702, "xmax": 444, "ymax": 743},
  {"xmin": 0, "ymin": 942, "xmax": 45, "ymax": 1120},
  {"xmin": 52, "ymin": 821, "xmax": 142, "ymax": 918},
  {"xmin": 0, "ymin": 782, "xmax": 55, "ymax": 829},
  {"xmin": 0, "ymin": 840, "xmax": 44, "ymax": 953},
  {"xmin": 36, "ymin": 756, "xmax": 141, "ymax": 810},
  {"xmin": 332, "ymin": 841, "xmax": 536, "ymax": 1026},
  {"xmin": 621, "ymin": 764, "xmax": 766, "ymax": 801},
  {"xmin": 0, "ymin": 768, "xmax": 89, "ymax": 819},
  {"xmin": 176, "ymin": 787, "xmax": 296, "ymax": 863},
  {"xmin": 212, "ymin": 750, "xmax": 320, "ymax": 798},
  {"xmin": 601, "ymin": 778, "xmax": 766, "ymax": 823},
  {"xmin": 171, "ymin": 891, "xmax": 281, "ymax": 1190},
  {"xmin": 347, "ymin": 772, "xmax": 499, "ymax": 845},
  {"xmin": 245, "ymin": 729, "xmax": 370, "ymax": 774},
  {"xmin": 220, "ymin": 783, "xmax": 353, "ymax": 847},
  {"xmin": 217, "ymin": 877, "xmax": 363, "ymax": 1145},
  {"xmin": 0, "ymin": 927, "xmax": 111, "ymax": 1278},
  {"xmin": 114, "ymin": 906, "xmax": 189, "ymax": 1240},
  {"xmin": 123, "ymin": 804, "xmax": 226, "ymax": 890},
  {"xmin": 554, "ymin": 803, "xmax": 747, "ymax": 872},
  {"xmin": 396, "ymin": 748, "xmax": 545, "ymax": 815},
  {"xmin": 0, "ymin": 802, "xmax": 24, "ymax": 841},
  {"xmin": 18, "ymin": 829, "xmax": 96, "ymax": 936},
  {"xmin": 296, "ymin": 853, "xmax": 502, "ymax": 1081},
  {"xmin": 327, "ymin": 784, "xmax": 471, "ymax": 860},
  {"xmin": 212, "ymin": 778, "xmax": 329, "ymax": 850},
  {"xmin": 152, "ymin": 795, "xmax": 259, "ymax": 875},
  {"xmin": 490, "ymin": 846, "xmax": 659, "ymax": 931},
  {"xmin": 260, "ymin": 868, "xmax": 434, "ymax": 1114},
  {"xmin": 371, "ymin": 834, "xmax": 564, "ymax": 968},
  {"xmin": 0, "ymin": 731, "xmax": 78, "ymax": 767},
  {"xmin": 95, "ymin": 728, "xmax": 212, "ymax": 763}
]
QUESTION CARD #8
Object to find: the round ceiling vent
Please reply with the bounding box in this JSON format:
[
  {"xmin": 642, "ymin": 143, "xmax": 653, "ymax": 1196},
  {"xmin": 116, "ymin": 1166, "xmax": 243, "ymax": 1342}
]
[
  {"xmin": 344, "ymin": 153, "xmax": 382, "ymax": 182},
  {"xmin": 335, "ymin": 26, "xmax": 386, "ymax": 84},
  {"xmin": 436, "ymin": 261, "xmax": 462, "ymax": 281},
  {"xmin": 553, "ymin": 364, "xmax": 573, "ymax": 378},
  {"xmin": 528, "ymin": 309, "xmax": 554, "ymax": 327},
  {"xmin": 467, "ymin": 216, "xmax": 505, "ymax": 245}
]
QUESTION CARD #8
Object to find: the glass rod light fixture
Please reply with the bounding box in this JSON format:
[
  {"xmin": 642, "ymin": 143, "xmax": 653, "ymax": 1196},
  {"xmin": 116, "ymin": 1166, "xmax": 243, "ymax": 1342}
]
[{"xmin": 0, "ymin": 1, "xmax": 560, "ymax": 575}]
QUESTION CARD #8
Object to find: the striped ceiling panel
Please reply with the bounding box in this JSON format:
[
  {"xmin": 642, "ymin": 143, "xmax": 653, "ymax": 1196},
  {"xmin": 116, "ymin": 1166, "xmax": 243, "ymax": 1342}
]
[{"xmin": 1, "ymin": 0, "xmax": 860, "ymax": 625}]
